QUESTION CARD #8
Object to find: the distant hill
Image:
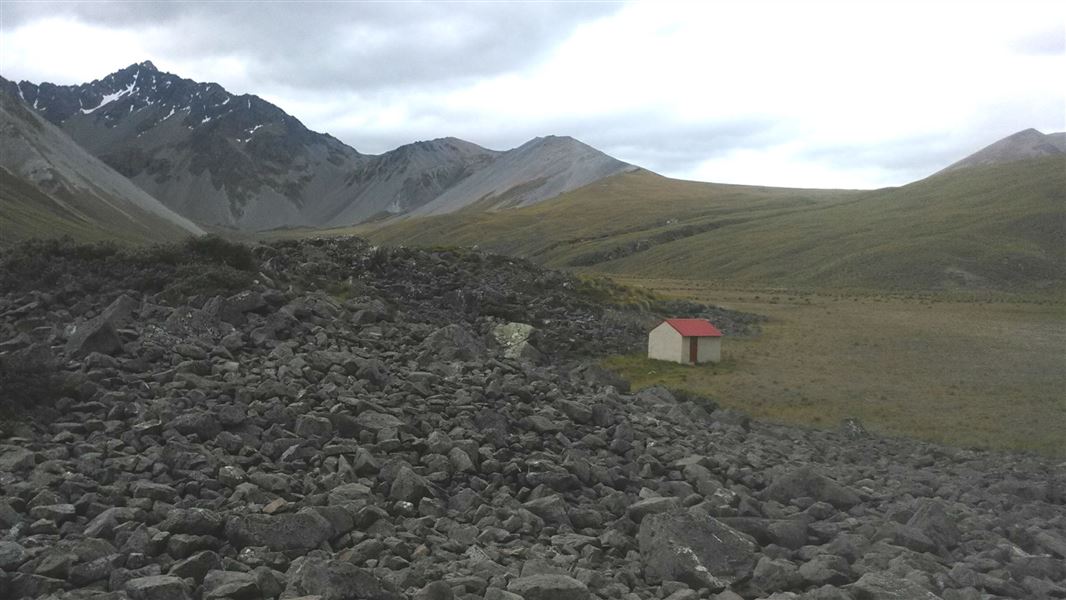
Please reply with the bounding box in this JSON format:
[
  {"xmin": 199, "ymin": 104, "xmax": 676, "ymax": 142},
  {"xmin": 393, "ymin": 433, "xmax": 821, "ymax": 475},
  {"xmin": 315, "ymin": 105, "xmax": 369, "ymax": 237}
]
[
  {"xmin": 319, "ymin": 137, "xmax": 501, "ymax": 227},
  {"xmin": 9, "ymin": 62, "xmax": 635, "ymax": 231},
  {"xmin": 362, "ymin": 156, "xmax": 1066, "ymax": 292},
  {"xmin": 407, "ymin": 135, "xmax": 636, "ymax": 217},
  {"xmin": 939, "ymin": 128, "xmax": 1065, "ymax": 173},
  {"xmin": 0, "ymin": 87, "xmax": 202, "ymax": 245}
]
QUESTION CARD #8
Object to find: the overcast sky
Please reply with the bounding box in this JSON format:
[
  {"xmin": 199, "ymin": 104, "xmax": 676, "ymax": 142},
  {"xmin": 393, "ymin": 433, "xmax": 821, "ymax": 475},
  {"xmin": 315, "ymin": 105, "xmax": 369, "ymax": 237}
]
[{"xmin": 2, "ymin": 1, "xmax": 1063, "ymax": 189}]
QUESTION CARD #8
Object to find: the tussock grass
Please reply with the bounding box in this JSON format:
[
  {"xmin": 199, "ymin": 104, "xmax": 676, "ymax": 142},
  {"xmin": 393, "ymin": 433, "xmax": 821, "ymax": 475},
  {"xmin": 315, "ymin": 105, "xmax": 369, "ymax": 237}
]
[{"xmin": 605, "ymin": 280, "xmax": 1066, "ymax": 456}]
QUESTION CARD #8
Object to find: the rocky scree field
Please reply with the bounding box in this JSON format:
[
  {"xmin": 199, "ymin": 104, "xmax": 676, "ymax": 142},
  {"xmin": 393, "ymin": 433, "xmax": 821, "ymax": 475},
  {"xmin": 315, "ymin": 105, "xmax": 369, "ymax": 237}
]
[{"xmin": 0, "ymin": 237, "xmax": 1063, "ymax": 600}]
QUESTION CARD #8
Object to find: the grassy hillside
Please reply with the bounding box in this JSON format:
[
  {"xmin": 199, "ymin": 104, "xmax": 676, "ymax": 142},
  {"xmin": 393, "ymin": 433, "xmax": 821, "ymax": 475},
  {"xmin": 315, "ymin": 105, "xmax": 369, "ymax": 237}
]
[
  {"xmin": 358, "ymin": 158, "xmax": 1065, "ymax": 293},
  {"xmin": 351, "ymin": 169, "xmax": 859, "ymax": 258}
]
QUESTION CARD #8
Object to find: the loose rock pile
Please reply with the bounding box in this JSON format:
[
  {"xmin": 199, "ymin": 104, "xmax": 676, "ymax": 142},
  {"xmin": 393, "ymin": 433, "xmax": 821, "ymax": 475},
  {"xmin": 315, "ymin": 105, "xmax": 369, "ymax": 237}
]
[{"xmin": 0, "ymin": 237, "xmax": 1063, "ymax": 600}]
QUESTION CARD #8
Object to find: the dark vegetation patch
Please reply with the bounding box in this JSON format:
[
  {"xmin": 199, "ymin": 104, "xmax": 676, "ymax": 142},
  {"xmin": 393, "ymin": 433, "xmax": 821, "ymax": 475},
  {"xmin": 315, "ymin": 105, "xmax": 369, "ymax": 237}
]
[
  {"xmin": 568, "ymin": 218, "xmax": 747, "ymax": 267},
  {"xmin": 0, "ymin": 344, "xmax": 71, "ymax": 437},
  {"xmin": 0, "ymin": 234, "xmax": 258, "ymax": 299}
]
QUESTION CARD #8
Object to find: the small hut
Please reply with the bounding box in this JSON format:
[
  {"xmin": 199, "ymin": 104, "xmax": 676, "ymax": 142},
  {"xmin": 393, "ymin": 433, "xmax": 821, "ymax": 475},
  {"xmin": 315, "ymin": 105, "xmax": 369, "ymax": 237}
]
[{"xmin": 647, "ymin": 318, "xmax": 722, "ymax": 364}]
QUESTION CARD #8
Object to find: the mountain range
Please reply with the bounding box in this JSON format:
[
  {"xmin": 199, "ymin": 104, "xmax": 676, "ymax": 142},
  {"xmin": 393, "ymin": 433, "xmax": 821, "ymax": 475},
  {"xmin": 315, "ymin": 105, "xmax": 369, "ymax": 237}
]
[
  {"xmin": 2, "ymin": 61, "xmax": 1064, "ymax": 291},
  {"xmin": 2, "ymin": 62, "xmax": 633, "ymax": 231}
]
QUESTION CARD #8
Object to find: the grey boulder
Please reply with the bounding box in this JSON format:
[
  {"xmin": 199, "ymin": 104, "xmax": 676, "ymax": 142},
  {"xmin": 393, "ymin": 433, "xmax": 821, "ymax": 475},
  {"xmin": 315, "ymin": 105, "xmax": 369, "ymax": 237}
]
[
  {"xmin": 763, "ymin": 466, "xmax": 861, "ymax": 509},
  {"xmin": 849, "ymin": 572, "xmax": 944, "ymax": 599},
  {"xmin": 125, "ymin": 575, "xmax": 192, "ymax": 600},
  {"xmin": 284, "ymin": 555, "xmax": 398, "ymax": 600},
  {"xmin": 225, "ymin": 509, "xmax": 333, "ymax": 551},
  {"xmin": 506, "ymin": 574, "xmax": 589, "ymax": 600},
  {"xmin": 637, "ymin": 509, "xmax": 757, "ymax": 591}
]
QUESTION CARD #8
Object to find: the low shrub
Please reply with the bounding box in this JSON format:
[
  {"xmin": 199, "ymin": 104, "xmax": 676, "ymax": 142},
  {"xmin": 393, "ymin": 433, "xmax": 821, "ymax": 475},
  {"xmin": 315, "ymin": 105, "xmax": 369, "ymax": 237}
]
[
  {"xmin": 161, "ymin": 263, "xmax": 256, "ymax": 302},
  {"xmin": 0, "ymin": 345, "xmax": 70, "ymax": 437},
  {"xmin": 669, "ymin": 387, "xmax": 720, "ymax": 413},
  {"xmin": 182, "ymin": 235, "xmax": 256, "ymax": 271}
]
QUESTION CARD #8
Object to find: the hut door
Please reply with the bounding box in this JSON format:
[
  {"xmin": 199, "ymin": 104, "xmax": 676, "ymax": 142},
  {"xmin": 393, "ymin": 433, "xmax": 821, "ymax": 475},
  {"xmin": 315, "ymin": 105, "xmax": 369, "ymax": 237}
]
[{"xmin": 689, "ymin": 338, "xmax": 698, "ymax": 363}]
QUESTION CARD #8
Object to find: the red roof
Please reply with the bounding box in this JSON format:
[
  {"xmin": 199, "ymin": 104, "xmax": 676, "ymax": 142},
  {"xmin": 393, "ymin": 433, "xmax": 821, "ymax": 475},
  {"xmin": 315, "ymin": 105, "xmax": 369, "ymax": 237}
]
[{"xmin": 662, "ymin": 318, "xmax": 722, "ymax": 337}]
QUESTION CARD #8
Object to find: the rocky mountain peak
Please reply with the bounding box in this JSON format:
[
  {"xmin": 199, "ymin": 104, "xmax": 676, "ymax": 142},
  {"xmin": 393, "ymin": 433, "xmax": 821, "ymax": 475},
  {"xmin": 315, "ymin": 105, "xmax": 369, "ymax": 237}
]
[
  {"xmin": 12, "ymin": 63, "xmax": 366, "ymax": 228},
  {"xmin": 940, "ymin": 127, "xmax": 1066, "ymax": 173},
  {"xmin": 528, "ymin": 134, "xmax": 579, "ymax": 147}
]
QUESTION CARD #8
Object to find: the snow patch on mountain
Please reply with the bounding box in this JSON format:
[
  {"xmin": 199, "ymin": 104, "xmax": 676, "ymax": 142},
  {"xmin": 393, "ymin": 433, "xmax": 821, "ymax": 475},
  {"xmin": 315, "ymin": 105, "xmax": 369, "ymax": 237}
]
[{"xmin": 81, "ymin": 82, "xmax": 136, "ymax": 114}]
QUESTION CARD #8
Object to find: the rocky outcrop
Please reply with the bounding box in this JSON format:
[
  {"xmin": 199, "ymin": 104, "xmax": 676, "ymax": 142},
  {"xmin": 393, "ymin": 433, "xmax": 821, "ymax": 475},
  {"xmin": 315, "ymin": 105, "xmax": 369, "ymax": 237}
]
[{"xmin": 0, "ymin": 237, "xmax": 1062, "ymax": 600}]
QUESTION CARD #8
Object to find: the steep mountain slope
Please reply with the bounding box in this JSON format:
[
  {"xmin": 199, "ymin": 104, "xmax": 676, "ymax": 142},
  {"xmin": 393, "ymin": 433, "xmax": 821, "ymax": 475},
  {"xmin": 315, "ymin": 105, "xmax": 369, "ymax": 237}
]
[
  {"xmin": 410, "ymin": 135, "xmax": 637, "ymax": 216},
  {"xmin": 5, "ymin": 62, "xmax": 367, "ymax": 230},
  {"xmin": 319, "ymin": 137, "xmax": 500, "ymax": 226},
  {"xmin": 0, "ymin": 88, "xmax": 202, "ymax": 245},
  {"xmin": 363, "ymin": 156, "xmax": 1065, "ymax": 292},
  {"xmin": 939, "ymin": 128, "xmax": 1065, "ymax": 173}
]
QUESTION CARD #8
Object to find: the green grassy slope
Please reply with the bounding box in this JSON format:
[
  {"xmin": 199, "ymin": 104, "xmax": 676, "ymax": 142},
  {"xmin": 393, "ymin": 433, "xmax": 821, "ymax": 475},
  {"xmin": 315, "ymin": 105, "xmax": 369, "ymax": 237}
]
[
  {"xmin": 361, "ymin": 158, "xmax": 1065, "ymax": 292},
  {"xmin": 359, "ymin": 169, "xmax": 861, "ymax": 257},
  {"xmin": 593, "ymin": 157, "xmax": 1065, "ymax": 290}
]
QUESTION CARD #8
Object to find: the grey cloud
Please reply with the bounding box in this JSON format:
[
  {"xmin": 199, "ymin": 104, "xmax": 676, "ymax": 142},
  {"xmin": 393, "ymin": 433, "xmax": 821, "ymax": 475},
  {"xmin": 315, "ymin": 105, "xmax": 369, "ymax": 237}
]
[
  {"xmin": 9, "ymin": 2, "xmax": 1059, "ymax": 188},
  {"xmin": 800, "ymin": 110, "xmax": 1066, "ymax": 184},
  {"xmin": 8, "ymin": 2, "xmax": 621, "ymax": 92},
  {"xmin": 326, "ymin": 104, "xmax": 781, "ymax": 177},
  {"xmin": 800, "ymin": 135, "xmax": 963, "ymax": 173},
  {"xmin": 580, "ymin": 118, "xmax": 785, "ymax": 173}
]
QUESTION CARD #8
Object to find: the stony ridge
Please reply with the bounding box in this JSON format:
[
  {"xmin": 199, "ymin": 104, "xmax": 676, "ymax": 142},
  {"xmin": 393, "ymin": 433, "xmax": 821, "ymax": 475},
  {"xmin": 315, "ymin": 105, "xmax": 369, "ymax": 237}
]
[{"xmin": 0, "ymin": 238, "xmax": 1063, "ymax": 600}]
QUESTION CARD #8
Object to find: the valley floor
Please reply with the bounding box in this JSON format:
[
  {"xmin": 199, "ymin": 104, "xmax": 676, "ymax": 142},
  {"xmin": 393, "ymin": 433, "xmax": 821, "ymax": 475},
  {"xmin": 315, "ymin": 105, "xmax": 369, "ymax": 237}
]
[{"xmin": 605, "ymin": 279, "xmax": 1066, "ymax": 457}]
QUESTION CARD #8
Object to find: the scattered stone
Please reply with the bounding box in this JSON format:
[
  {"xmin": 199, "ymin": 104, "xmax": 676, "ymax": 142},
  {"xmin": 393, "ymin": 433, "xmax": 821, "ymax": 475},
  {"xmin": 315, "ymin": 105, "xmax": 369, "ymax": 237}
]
[
  {"xmin": 0, "ymin": 542, "xmax": 27, "ymax": 570},
  {"xmin": 171, "ymin": 411, "xmax": 222, "ymax": 440},
  {"xmin": 906, "ymin": 500, "xmax": 961, "ymax": 551},
  {"xmin": 849, "ymin": 571, "xmax": 943, "ymax": 599},
  {"xmin": 65, "ymin": 313, "xmax": 123, "ymax": 357},
  {"xmin": 203, "ymin": 570, "xmax": 260, "ymax": 600},
  {"xmin": 763, "ymin": 466, "xmax": 861, "ymax": 509},
  {"xmin": 168, "ymin": 550, "xmax": 223, "ymax": 583},
  {"xmin": 414, "ymin": 581, "xmax": 455, "ymax": 600},
  {"xmin": 0, "ymin": 447, "xmax": 36, "ymax": 471},
  {"xmin": 627, "ymin": 496, "xmax": 680, "ymax": 523},
  {"xmin": 225, "ymin": 510, "xmax": 334, "ymax": 551},
  {"xmin": 125, "ymin": 575, "xmax": 192, "ymax": 600},
  {"xmin": 390, "ymin": 466, "xmax": 431, "ymax": 502},
  {"xmin": 506, "ymin": 574, "xmax": 590, "ymax": 600},
  {"xmin": 283, "ymin": 556, "xmax": 398, "ymax": 600},
  {"xmin": 523, "ymin": 495, "xmax": 571, "ymax": 527}
]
